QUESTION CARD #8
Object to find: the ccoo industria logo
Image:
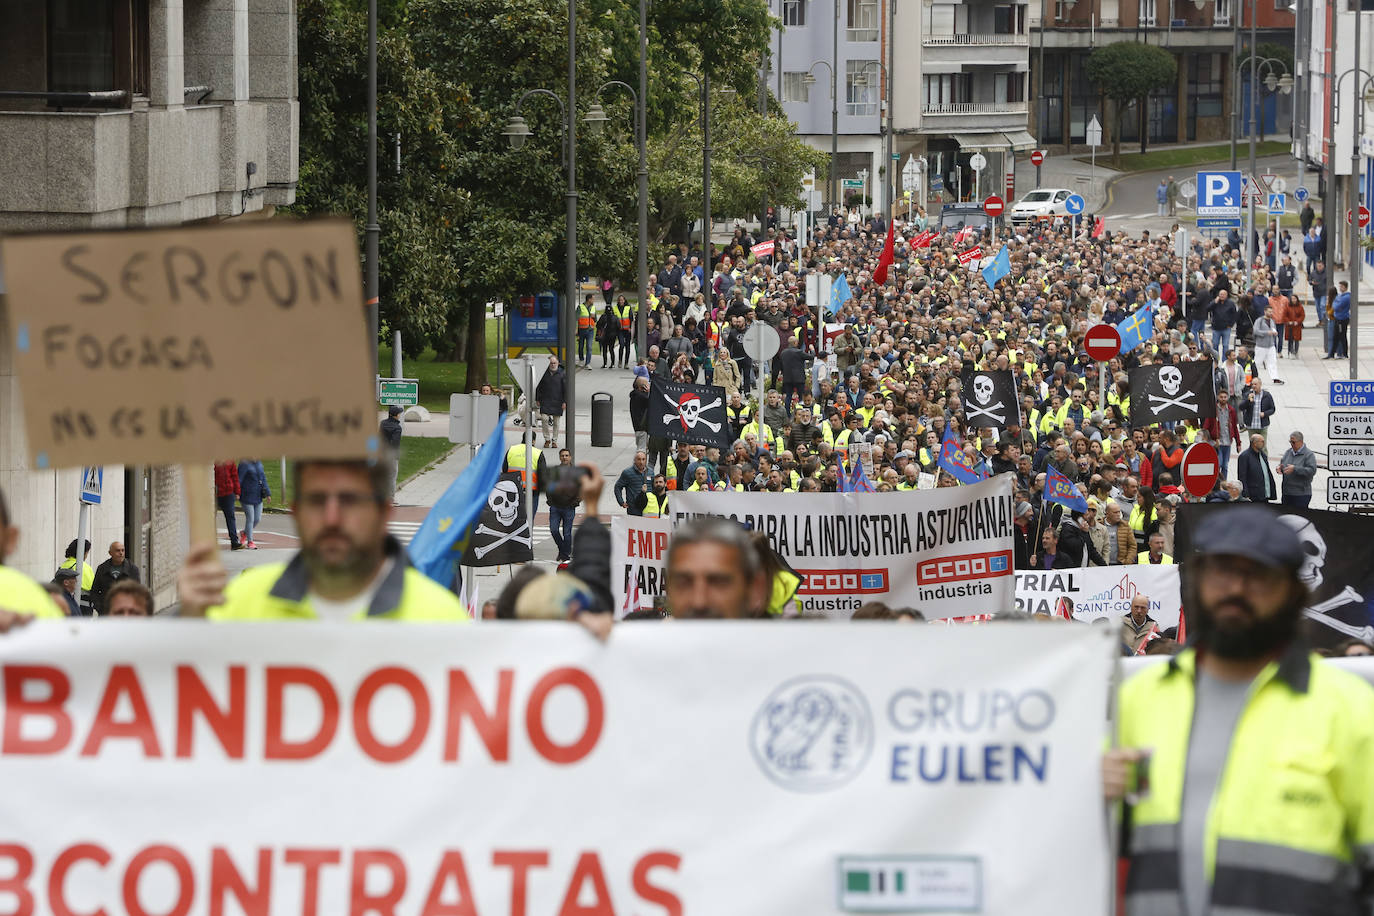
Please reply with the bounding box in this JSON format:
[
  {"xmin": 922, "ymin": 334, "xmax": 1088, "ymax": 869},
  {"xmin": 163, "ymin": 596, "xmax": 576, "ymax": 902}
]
[{"xmin": 750, "ymin": 676, "xmax": 875, "ymax": 792}]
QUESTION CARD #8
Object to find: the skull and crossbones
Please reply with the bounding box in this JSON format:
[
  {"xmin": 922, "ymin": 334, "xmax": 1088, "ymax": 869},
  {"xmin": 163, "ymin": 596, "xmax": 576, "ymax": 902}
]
[
  {"xmin": 474, "ymin": 481, "xmax": 531, "ymax": 558},
  {"xmin": 1277, "ymin": 515, "xmax": 1373, "ymax": 641},
  {"xmin": 1147, "ymin": 366, "xmax": 1198, "ymax": 413},
  {"xmin": 965, "ymin": 374, "xmax": 1006, "ymax": 425},
  {"xmin": 664, "ymin": 390, "xmax": 722, "ymax": 432}
]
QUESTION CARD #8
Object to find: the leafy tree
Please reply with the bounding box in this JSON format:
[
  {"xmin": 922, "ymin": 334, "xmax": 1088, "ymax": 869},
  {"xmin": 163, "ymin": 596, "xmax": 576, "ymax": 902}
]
[{"xmin": 1085, "ymin": 43, "xmax": 1177, "ymax": 161}]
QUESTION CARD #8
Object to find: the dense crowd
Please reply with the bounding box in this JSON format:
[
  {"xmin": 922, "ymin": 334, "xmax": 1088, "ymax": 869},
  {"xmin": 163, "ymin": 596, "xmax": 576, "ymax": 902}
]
[{"xmin": 612, "ymin": 204, "xmax": 1328, "ymax": 573}]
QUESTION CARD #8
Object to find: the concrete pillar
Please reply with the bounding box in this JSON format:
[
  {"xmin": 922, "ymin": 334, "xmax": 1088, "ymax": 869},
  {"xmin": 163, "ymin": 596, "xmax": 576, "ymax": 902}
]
[
  {"xmin": 149, "ymin": 0, "xmax": 185, "ymax": 108},
  {"xmin": 184, "ymin": 0, "xmax": 250, "ymax": 102}
]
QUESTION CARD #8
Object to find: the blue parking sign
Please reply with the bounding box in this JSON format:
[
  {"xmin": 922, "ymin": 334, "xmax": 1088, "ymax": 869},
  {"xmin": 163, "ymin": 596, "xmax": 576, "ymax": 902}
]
[
  {"xmin": 1064, "ymin": 194, "xmax": 1085, "ymax": 215},
  {"xmin": 1196, "ymin": 170, "xmax": 1242, "ymax": 228}
]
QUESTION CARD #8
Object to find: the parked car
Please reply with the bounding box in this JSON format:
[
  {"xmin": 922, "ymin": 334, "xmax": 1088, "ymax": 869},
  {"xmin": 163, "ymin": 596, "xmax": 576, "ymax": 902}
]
[{"xmin": 1010, "ymin": 188, "xmax": 1074, "ymax": 227}]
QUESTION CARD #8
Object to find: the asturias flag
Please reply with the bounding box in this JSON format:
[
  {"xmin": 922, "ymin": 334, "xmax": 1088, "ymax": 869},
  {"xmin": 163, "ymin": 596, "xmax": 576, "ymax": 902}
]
[
  {"xmin": 936, "ymin": 425, "xmax": 985, "ymax": 485},
  {"xmin": 1114, "ymin": 303, "xmax": 1154, "ymax": 355},
  {"xmin": 980, "ymin": 243, "xmax": 1011, "ymax": 288},
  {"xmin": 1044, "ymin": 465, "xmax": 1089, "ymax": 512},
  {"xmin": 408, "ymin": 412, "xmax": 507, "ymax": 588},
  {"xmin": 829, "ymin": 273, "xmax": 853, "ymax": 316}
]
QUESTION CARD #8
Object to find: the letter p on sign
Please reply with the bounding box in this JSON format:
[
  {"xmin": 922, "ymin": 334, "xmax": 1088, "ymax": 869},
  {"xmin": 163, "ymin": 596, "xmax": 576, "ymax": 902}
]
[{"xmin": 1205, "ymin": 175, "xmax": 1228, "ymax": 201}]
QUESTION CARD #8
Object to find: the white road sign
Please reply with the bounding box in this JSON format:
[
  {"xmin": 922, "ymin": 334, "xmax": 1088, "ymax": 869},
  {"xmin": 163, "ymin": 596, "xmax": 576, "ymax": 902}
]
[
  {"xmin": 1327, "ymin": 476, "xmax": 1374, "ymax": 504},
  {"xmin": 1328, "ymin": 445, "xmax": 1374, "ymax": 473},
  {"xmin": 1329, "ymin": 411, "xmax": 1374, "ymax": 441}
]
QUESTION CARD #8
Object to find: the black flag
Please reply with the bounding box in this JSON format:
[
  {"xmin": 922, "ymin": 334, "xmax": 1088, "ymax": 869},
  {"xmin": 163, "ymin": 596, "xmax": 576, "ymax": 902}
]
[
  {"xmin": 1177, "ymin": 504, "xmax": 1374, "ymax": 650},
  {"xmin": 1129, "ymin": 359, "xmax": 1216, "ymax": 428},
  {"xmin": 462, "ymin": 471, "xmax": 534, "ymax": 567},
  {"xmin": 648, "ymin": 378, "xmax": 731, "ymax": 448},
  {"xmin": 960, "ymin": 369, "xmax": 1020, "ymax": 431}
]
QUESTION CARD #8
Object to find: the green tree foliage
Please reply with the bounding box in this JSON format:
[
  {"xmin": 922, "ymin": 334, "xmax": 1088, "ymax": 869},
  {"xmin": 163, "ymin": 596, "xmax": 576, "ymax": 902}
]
[{"xmin": 1085, "ymin": 43, "xmax": 1177, "ymax": 161}]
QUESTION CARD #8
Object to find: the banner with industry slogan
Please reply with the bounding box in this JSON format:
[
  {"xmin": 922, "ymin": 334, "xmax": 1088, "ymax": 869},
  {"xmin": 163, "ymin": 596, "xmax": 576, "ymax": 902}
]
[
  {"xmin": 610, "ymin": 514, "xmax": 673, "ymax": 616},
  {"xmin": 672, "ymin": 474, "xmax": 1015, "ymax": 618},
  {"xmin": 1014, "ymin": 566, "xmax": 1182, "ymax": 629},
  {"xmin": 0, "ymin": 622, "xmax": 1114, "ymax": 914}
]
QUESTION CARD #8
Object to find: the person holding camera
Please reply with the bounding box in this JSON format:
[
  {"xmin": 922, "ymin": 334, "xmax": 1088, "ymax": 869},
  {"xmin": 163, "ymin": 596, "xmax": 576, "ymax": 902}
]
[{"xmin": 545, "ymin": 448, "xmax": 583, "ymax": 563}]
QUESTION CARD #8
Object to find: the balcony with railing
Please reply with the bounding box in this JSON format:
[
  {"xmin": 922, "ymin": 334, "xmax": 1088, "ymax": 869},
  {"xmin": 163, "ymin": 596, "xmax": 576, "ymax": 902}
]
[
  {"xmin": 922, "ymin": 33, "xmax": 1029, "ymax": 46},
  {"xmin": 923, "ymin": 101, "xmax": 1028, "ymax": 115}
]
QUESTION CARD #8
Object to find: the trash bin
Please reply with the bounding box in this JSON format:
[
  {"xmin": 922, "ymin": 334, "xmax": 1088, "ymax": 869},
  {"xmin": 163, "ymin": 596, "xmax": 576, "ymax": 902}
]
[{"xmin": 591, "ymin": 392, "xmax": 613, "ymax": 447}]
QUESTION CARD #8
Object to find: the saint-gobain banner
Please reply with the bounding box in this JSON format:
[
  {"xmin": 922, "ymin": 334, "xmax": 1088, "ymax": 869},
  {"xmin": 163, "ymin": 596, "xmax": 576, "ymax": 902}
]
[
  {"xmin": 610, "ymin": 515, "xmax": 673, "ymax": 616},
  {"xmin": 672, "ymin": 474, "xmax": 1015, "ymax": 618},
  {"xmin": 1015, "ymin": 565, "xmax": 1182, "ymax": 629},
  {"xmin": 0, "ymin": 622, "xmax": 1114, "ymax": 915}
]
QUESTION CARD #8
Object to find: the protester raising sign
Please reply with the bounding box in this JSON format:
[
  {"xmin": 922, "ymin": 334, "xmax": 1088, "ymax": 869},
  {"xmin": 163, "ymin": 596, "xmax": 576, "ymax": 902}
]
[
  {"xmin": 610, "ymin": 514, "xmax": 672, "ymax": 616},
  {"xmin": 672, "ymin": 475, "xmax": 1014, "ymax": 618},
  {"xmin": 1178, "ymin": 504, "xmax": 1374, "ymax": 649},
  {"xmin": 648, "ymin": 378, "xmax": 731, "ymax": 449},
  {"xmin": 0, "ymin": 622, "xmax": 1115, "ymax": 914},
  {"xmin": 0, "ymin": 221, "xmax": 374, "ymax": 467}
]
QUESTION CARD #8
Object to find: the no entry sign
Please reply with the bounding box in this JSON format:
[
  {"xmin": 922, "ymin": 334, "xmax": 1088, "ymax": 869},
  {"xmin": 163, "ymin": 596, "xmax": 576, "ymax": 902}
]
[
  {"xmin": 984, "ymin": 196, "xmax": 1005, "ymax": 218},
  {"xmin": 1181, "ymin": 441, "xmax": 1221, "ymax": 498},
  {"xmin": 1083, "ymin": 324, "xmax": 1122, "ymax": 362},
  {"xmin": 1030, "ymin": 150, "xmax": 1045, "ymax": 166}
]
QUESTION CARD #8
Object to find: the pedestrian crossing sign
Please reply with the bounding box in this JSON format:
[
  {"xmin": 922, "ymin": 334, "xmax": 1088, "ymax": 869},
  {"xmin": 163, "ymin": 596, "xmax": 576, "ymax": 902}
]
[
  {"xmin": 80, "ymin": 466, "xmax": 103, "ymax": 505},
  {"xmin": 1268, "ymin": 193, "xmax": 1285, "ymax": 215}
]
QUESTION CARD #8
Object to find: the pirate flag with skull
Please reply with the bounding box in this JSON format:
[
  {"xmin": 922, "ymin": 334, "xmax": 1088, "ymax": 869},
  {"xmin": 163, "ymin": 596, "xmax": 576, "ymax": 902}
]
[
  {"xmin": 462, "ymin": 471, "xmax": 534, "ymax": 567},
  {"xmin": 1128, "ymin": 359, "xmax": 1216, "ymax": 428},
  {"xmin": 958, "ymin": 369, "xmax": 1020, "ymax": 431},
  {"xmin": 647, "ymin": 378, "xmax": 731, "ymax": 449}
]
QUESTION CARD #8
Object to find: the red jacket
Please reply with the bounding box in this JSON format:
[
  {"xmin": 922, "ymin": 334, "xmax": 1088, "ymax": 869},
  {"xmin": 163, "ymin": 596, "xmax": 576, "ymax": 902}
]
[
  {"xmin": 1202, "ymin": 405, "xmax": 1242, "ymax": 449},
  {"xmin": 214, "ymin": 462, "xmax": 241, "ymax": 498}
]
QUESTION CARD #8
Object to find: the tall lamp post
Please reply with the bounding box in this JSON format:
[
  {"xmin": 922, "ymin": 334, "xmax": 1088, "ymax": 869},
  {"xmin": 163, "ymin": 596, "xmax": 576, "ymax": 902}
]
[
  {"xmin": 1334, "ymin": 62, "xmax": 1373, "ymax": 380},
  {"xmin": 803, "ymin": 60, "xmax": 838, "ymax": 214},
  {"xmin": 852, "ymin": 62, "xmax": 892, "ymax": 223},
  {"xmin": 502, "ymin": 0, "xmax": 580, "ymax": 457},
  {"xmin": 366, "ymin": 0, "xmax": 379, "ymax": 382},
  {"xmin": 686, "ymin": 74, "xmax": 735, "ymax": 278},
  {"xmin": 585, "ymin": 79, "xmax": 648, "ymax": 362},
  {"xmin": 1233, "ymin": 54, "xmax": 1292, "ymax": 284}
]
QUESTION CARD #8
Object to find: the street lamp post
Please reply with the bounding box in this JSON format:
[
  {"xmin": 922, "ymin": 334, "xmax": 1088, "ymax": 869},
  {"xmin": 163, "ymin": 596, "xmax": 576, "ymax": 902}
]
[
  {"xmin": 366, "ymin": 0, "xmax": 379, "ymax": 382},
  {"xmin": 686, "ymin": 75, "xmax": 735, "ymax": 284},
  {"xmin": 585, "ymin": 78, "xmax": 648, "ymax": 364},
  {"xmin": 804, "ymin": 59, "xmax": 838, "ymax": 215},
  {"xmin": 1234, "ymin": 54, "xmax": 1292, "ymax": 284},
  {"xmin": 852, "ymin": 63, "xmax": 892, "ymax": 223},
  {"xmin": 1334, "ymin": 63, "xmax": 1373, "ymax": 381},
  {"xmin": 502, "ymin": 10, "xmax": 580, "ymax": 459}
]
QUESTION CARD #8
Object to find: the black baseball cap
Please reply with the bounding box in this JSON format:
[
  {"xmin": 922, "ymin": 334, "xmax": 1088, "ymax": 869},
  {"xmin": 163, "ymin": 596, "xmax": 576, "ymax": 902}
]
[{"xmin": 1190, "ymin": 506, "xmax": 1303, "ymax": 570}]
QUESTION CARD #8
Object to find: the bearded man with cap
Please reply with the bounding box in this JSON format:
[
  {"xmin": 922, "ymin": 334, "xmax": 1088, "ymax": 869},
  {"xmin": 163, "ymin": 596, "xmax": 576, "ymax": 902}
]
[{"xmin": 1105, "ymin": 505, "xmax": 1374, "ymax": 916}]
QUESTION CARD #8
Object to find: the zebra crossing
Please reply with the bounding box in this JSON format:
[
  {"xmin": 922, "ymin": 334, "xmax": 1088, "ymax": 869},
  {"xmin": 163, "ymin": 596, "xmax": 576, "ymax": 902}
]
[{"xmin": 387, "ymin": 519, "xmax": 552, "ymax": 548}]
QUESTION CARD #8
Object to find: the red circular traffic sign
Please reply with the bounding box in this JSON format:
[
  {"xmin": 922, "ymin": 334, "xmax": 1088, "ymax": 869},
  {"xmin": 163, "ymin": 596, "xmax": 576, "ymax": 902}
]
[
  {"xmin": 1030, "ymin": 150, "xmax": 1045, "ymax": 166},
  {"xmin": 984, "ymin": 195, "xmax": 1005, "ymax": 217},
  {"xmin": 1083, "ymin": 324, "xmax": 1121, "ymax": 362},
  {"xmin": 1181, "ymin": 441, "xmax": 1221, "ymax": 499},
  {"xmin": 1347, "ymin": 206, "xmax": 1371, "ymax": 227}
]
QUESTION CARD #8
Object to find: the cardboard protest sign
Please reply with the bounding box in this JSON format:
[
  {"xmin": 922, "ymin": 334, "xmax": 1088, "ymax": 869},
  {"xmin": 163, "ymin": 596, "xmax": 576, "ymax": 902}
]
[
  {"xmin": 2, "ymin": 622, "xmax": 1115, "ymax": 914},
  {"xmin": 610, "ymin": 514, "xmax": 672, "ymax": 616},
  {"xmin": 0, "ymin": 220, "xmax": 374, "ymax": 467}
]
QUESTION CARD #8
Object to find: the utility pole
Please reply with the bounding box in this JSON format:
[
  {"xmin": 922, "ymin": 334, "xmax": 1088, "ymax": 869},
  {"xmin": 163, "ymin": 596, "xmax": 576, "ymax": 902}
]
[
  {"xmin": 1248, "ymin": 2, "xmax": 1258, "ymax": 278},
  {"xmin": 703, "ymin": 73, "xmax": 712, "ymax": 271},
  {"xmin": 831, "ymin": 0, "xmax": 840, "ymax": 212},
  {"xmin": 366, "ymin": 0, "xmax": 379, "ymax": 381},
  {"xmin": 884, "ymin": 0, "xmax": 895, "ymax": 223},
  {"xmin": 563, "ymin": 0, "xmax": 578, "ymax": 457},
  {"xmin": 1230, "ymin": 2, "xmax": 1240, "ymax": 170},
  {"xmin": 1350, "ymin": 3, "xmax": 1363, "ymax": 381},
  {"xmin": 1323, "ymin": 5, "xmax": 1338, "ymax": 273},
  {"xmin": 636, "ymin": 0, "xmax": 649, "ymax": 360}
]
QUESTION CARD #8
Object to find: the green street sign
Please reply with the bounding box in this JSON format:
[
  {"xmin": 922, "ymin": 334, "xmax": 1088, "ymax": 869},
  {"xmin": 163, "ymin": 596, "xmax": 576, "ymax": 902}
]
[
  {"xmin": 378, "ymin": 378, "xmax": 419, "ymax": 406},
  {"xmin": 842, "ymin": 179, "xmax": 864, "ymax": 189}
]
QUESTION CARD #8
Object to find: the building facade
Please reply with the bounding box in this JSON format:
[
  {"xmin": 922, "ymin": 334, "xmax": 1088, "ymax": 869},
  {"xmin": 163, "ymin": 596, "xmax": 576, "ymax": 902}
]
[
  {"xmin": 1029, "ymin": 0, "xmax": 1294, "ymax": 151},
  {"xmin": 0, "ymin": 0, "xmax": 298, "ymax": 603}
]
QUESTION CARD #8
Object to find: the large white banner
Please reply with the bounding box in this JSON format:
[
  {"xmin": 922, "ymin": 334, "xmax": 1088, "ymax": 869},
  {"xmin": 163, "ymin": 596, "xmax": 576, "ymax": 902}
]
[
  {"xmin": 1, "ymin": 622, "xmax": 1113, "ymax": 915},
  {"xmin": 672, "ymin": 475, "xmax": 1015, "ymax": 618},
  {"xmin": 1015, "ymin": 565, "xmax": 1182, "ymax": 629},
  {"xmin": 610, "ymin": 515, "xmax": 673, "ymax": 616}
]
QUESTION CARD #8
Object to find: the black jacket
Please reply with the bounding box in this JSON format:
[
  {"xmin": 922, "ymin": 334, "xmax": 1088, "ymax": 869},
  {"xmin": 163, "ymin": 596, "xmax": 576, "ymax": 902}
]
[
  {"xmin": 777, "ymin": 346, "xmax": 812, "ymax": 384},
  {"xmin": 1236, "ymin": 447, "xmax": 1275, "ymax": 502},
  {"xmin": 629, "ymin": 386, "xmax": 650, "ymax": 432},
  {"xmin": 379, "ymin": 415, "xmax": 403, "ymax": 448},
  {"xmin": 569, "ymin": 518, "xmax": 614, "ymax": 612},
  {"xmin": 535, "ymin": 368, "xmax": 566, "ymax": 415},
  {"xmin": 92, "ymin": 558, "xmax": 140, "ymax": 613}
]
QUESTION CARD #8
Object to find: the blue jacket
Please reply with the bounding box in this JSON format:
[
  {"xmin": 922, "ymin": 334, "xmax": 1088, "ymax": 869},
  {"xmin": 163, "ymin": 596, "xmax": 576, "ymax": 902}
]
[
  {"xmin": 237, "ymin": 460, "xmax": 270, "ymax": 505},
  {"xmin": 1333, "ymin": 291, "xmax": 1352, "ymax": 320}
]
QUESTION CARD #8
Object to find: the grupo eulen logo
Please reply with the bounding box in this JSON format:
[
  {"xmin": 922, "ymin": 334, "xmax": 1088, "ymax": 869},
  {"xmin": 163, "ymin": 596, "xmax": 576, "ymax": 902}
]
[{"xmin": 750, "ymin": 675, "xmax": 874, "ymax": 792}]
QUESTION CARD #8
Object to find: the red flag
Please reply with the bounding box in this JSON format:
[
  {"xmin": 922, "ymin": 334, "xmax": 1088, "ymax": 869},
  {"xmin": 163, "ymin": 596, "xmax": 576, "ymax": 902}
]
[
  {"xmin": 1135, "ymin": 624, "xmax": 1161, "ymax": 656},
  {"xmin": 1176, "ymin": 607, "xmax": 1187, "ymax": 643},
  {"xmin": 1091, "ymin": 217, "xmax": 1105, "ymax": 239},
  {"xmin": 1054, "ymin": 596, "xmax": 1073, "ymax": 621},
  {"xmin": 872, "ymin": 227, "xmax": 896, "ymax": 285},
  {"xmin": 912, "ymin": 229, "xmax": 935, "ymax": 249}
]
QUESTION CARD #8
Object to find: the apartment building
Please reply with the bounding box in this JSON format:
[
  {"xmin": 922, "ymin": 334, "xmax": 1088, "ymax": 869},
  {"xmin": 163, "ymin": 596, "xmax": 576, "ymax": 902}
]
[{"xmin": 0, "ymin": 0, "xmax": 298, "ymax": 603}]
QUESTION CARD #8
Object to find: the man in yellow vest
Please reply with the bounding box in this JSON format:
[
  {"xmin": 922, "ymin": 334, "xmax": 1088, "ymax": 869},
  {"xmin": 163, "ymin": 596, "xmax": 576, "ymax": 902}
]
[
  {"xmin": 615, "ymin": 298, "xmax": 635, "ymax": 368},
  {"xmin": 0, "ymin": 487, "xmax": 68, "ymax": 629},
  {"xmin": 503, "ymin": 440, "xmax": 548, "ymax": 515},
  {"xmin": 1107, "ymin": 506, "xmax": 1374, "ymax": 915},
  {"xmin": 1136, "ymin": 531, "xmax": 1174, "ymax": 565},
  {"xmin": 177, "ymin": 457, "xmax": 469, "ymax": 621},
  {"xmin": 577, "ymin": 293, "xmax": 596, "ymax": 368}
]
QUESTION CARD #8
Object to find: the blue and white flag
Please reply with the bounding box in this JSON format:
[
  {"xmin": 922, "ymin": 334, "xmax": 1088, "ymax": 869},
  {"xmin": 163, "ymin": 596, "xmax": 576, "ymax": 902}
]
[
  {"xmin": 980, "ymin": 244, "xmax": 1011, "ymax": 288},
  {"xmin": 1114, "ymin": 303, "xmax": 1155, "ymax": 355},
  {"xmin": 937, "ymin": 425, "xmax": 985, "ymax": 485},
  {"xmin": 407, "ymin": 412, "xmax": 507, "ymax": 588},
  {"xmin": 829, "ymin": 273, "xmax": 852, "ymax": 316}
]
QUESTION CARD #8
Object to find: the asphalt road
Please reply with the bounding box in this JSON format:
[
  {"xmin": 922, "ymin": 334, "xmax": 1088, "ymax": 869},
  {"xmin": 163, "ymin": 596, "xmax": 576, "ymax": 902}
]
[{"xmin": 1099, "ymin": 152, "xmax": 1307, "ymax": 238}]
